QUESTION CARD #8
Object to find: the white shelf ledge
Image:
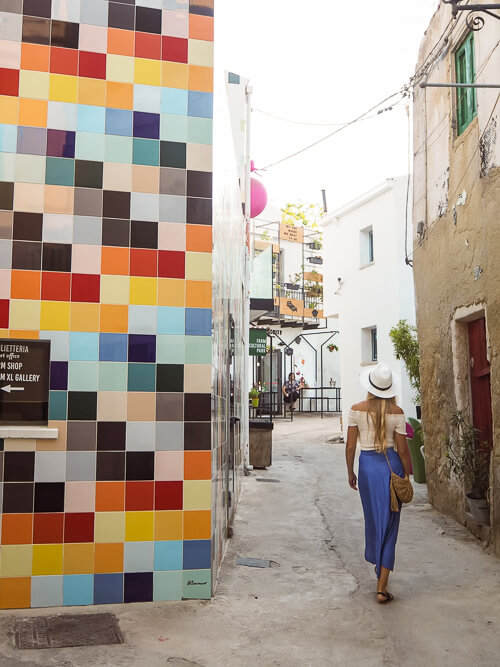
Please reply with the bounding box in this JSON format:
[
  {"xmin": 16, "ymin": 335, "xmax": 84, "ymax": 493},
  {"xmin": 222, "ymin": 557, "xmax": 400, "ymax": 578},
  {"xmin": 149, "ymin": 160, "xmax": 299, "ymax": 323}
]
[{"xmin": 0, "ymin": 426, "xmax": 58, "ymax": 439}]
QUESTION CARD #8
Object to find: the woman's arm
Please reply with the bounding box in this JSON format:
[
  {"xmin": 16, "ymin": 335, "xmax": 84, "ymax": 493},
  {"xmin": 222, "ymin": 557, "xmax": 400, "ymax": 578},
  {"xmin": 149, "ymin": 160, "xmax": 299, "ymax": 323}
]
[
  {"xmin": 345, "ymin": 425, "xmax": 358, "ymax": 490},
  {"xmin": 394, "ymin": 432, "xmax": 412, "ymax": 477},
  {"xmin": 282, "ymin": 384, "xmax": 288, "ymax": 396}
]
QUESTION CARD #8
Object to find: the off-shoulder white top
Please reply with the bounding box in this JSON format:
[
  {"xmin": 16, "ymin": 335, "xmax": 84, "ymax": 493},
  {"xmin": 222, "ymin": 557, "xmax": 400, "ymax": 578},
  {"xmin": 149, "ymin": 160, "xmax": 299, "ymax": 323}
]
[{"xmin": 348, "ymin": 409, "xmax": 406, "ymax": 451}]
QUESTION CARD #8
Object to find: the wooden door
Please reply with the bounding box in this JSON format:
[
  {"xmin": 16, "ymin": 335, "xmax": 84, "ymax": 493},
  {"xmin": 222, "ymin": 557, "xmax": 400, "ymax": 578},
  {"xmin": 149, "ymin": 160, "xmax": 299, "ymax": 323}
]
[{"xmin": 468, "ymin": 318, "xmax": 493, "ymax": 450}]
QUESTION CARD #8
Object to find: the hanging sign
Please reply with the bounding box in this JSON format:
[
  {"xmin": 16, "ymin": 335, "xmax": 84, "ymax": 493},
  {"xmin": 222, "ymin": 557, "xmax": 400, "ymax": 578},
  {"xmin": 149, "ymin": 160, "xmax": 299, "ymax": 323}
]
[
  {"xmin": 0, "ymin": 339, "xmax": 50, "ymax": 424},
  {"xmin": 249, "ymin": 329, "xmax": 267, "ymax": 356},
  {"xmin": 280, "ymin": 224, "xmax": 304, "ymax": 243}
]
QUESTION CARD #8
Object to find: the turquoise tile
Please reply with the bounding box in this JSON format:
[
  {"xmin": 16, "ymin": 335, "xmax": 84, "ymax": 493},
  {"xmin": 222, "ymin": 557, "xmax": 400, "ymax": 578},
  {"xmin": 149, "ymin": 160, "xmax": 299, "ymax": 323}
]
[
  {"xmin": 46, "ymin": 157, "xmax": 74, "ymax": 186},
  {"xmin": 161, "ymin": 87, "xmax": 188, "ymax": 115},
  {"xmin": 160, "ymin": 115, "xmax": 188, "ymax": 142},
  {"xmin": 104, "ymin": 135, "xmax": 133, "ymax": 164},
  {"xmin": 128, "ymin": 363, "xmax": 156, "ymax": 391},
  {"xmin": 63, "ymin": 575, "xmax": 94, "ymax": 606},
  {"xmin": 77, "ymin": 105, "xmax": 106, "ymax": 134},
  {"xmin": 70, "ymin": 332, "xmax": 99, "ymax": 361},
  {"xmin": 75, "ymin": 132, "xmax": 106, "ymax": 161},
  {"xmin": 68, "ymin": 361, "xmax": 99, "ymax": 391},
  {"xmin": 187, "ymin": 117, "xmax": 213, "ymax": 145},
  {"xmin": 185, "ymin": 336, "xmax": 211, "ymax": 363},
  {"xmin": 49, "ymin": 391, "xmax": 67, "ymax": 420},
  {"xmin": 133, "ymin": 138, "xmax": 159, "ymax": 166},
  {"xmin": 153, "ymin": 571, "xmax": 182, "ymax": 601},
  {"xmin": 31, "ymin": 575, "xmax": 63, "ymax": 608},
  {"xmin": 157, "ymin": 307, "xmax": 185, "ymax": 335},
  {"xmin": 156, "ymin": 334, "xmax": 185, "ymax": 363},
  {"xmin": 154, "ymin": 541, "xmax": 183, "ymax": 571},
  {"xmin": 182, "ymin": 569, "xmax": 211, "ymax": 600},
  {"xmin": 98, "ymin": 362, "xmax": 128, "ymax": 391}
]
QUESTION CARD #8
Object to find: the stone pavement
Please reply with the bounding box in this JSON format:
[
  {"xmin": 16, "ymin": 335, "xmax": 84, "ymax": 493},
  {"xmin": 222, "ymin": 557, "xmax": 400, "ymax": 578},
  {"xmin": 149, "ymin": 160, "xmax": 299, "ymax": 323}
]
[{"xmin": 0, "ymin": 414, "xmax": 499, "ymax": 666}]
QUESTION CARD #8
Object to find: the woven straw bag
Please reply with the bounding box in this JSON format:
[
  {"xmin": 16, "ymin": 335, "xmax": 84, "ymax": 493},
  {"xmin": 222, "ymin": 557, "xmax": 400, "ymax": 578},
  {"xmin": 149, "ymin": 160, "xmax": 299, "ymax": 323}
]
[{"xmin": 384, "ymin": 452, "xmax": 413, "ymax": 512}]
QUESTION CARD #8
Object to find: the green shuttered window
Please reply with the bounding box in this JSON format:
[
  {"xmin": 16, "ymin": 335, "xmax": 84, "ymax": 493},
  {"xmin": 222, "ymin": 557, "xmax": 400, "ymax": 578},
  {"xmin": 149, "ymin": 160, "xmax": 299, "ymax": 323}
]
[{"xmin": 455, "ymin": 32, "xmax": 477, "ymax": 135}]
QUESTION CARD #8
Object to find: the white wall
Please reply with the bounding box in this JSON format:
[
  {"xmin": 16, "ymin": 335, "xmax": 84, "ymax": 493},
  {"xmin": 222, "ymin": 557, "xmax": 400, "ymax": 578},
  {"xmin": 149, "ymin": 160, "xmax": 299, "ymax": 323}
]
[{"xmin": 323, "ymin": 177, "xmax": 417, "ymax": 426}]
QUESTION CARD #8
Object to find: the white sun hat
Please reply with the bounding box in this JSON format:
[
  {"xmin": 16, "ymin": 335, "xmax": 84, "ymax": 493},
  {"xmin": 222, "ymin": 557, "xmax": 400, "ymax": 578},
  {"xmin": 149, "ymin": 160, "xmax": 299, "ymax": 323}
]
[{"xmin": 359, "ymin": 362, "xmax": 399, "ymax": 399}]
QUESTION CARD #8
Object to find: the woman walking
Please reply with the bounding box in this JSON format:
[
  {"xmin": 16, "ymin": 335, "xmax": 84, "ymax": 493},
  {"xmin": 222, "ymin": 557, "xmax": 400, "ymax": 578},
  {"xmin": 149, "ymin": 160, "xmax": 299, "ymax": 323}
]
[{"xmin": 345, "ymin": 363, "xmax": 412, "ymax": 604}]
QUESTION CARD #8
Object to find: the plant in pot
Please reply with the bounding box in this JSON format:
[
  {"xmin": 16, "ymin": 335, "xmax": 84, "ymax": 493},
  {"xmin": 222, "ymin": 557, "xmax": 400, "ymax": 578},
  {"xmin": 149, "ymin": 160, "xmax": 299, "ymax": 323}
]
[
  {"xmin": 407, "ymin": 417, "xmax": 426, "ymax": 483},
  {"xmin": 249, "ymin": 386, "xmax": 260, "ymax": 408},
  {"xmin": 327, "ymin": 343, "xmax": 338, "ymax": 353},
  {"xmin": 444, "ymin": 411, "xmax": 490, "ymax": 526},
  {"xmin": 285, "ymin": 272, "xmax": 302, "ymax": 291},
  {"xmin": 389, "ymin": 319, "xmax": 420, "ymax": 412}
]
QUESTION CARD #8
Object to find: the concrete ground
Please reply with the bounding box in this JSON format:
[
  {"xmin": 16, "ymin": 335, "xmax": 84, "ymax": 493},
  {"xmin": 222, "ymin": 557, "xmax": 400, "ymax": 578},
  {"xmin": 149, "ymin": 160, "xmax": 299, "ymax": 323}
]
[{"xmin": 1, "ymin": 414, "xmax": 499, "ymax": 667}]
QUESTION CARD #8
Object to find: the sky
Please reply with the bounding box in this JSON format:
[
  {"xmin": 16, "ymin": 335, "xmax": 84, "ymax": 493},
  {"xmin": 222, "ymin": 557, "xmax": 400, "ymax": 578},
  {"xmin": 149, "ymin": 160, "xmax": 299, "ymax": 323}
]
[{"xmin": 216, "ymin": 0, "xmax": 440, "ymax": 213}]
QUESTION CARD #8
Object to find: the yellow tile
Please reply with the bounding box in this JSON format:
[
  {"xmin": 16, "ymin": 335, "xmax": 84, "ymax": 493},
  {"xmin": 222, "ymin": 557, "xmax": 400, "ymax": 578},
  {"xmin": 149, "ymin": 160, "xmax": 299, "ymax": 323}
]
[
  {"xmin": 129, "ymin": 277, "xmax": 157, "ymax": 305},
  {"xmin": 185, "ymin": 252, "xmax": 212, "ymax": 280},
  {"xmin": 19, "ymin": 70, "xmax": 49, "ymax": 100},
  {"xmin": 94, "ymin": 512, "xmax": 125, "ymax": 543},
  {"xmin": 125, "ymin": 511, "xmax": 154, "ymax": 541},
  {"xmin": 158, "ymin": 278, "xmax": 185, "ymax": 307},
  {"xmin": 188, "ymin": 39, "xmax": 214, "ymax": 67},
  {"xmin": 70, "ymin": 303, "xmax": 100, "ymax": 331},
  {"xmin": 49, "ymin": 74, "xmax": 78, "ymax": 103},
  {"xmin": 78, "ymin": 78, "xmax": 106, "ymax": 107},
  {"xmin": 135, "ymin": 58, "xmax": 162, "ymax": 86},
  {"xmin": 162, "ymin": 62, "xmax": 188, "ymax": 89},
  {"xmin": 9, "ymin": 299, "xmax": 41, "ymax": 330},
  {"xmin": 100, "ymin": 275, "xmax": 130, "ymax": 305},
  {"xmin": 107, "ymin": 54, "xmax": 135, "ymax": 84},
  {"xmin": 32, "ymin": 544, "xmax": 63, "ymax": 576},
  {"xmin": 0, "ymin": 95, "xmax": 19, "ymax": 124},
  {"xmin": 154, "ymin": 511, "xmax": 183, "ymax": 541},
  {"xmin": 63, "ymin": 543, "xmax": 95, "ymax": 575},
  {"xmin": 40, "ymin": 301, "xmax": 70, "ymax": 331},
  {"xmin": 183, "ymin": 480, "xmax": 211, "ymax": 510},
  {"xmin": 0, "ymin": 545, "xmax": 33, "ymax": 577}
]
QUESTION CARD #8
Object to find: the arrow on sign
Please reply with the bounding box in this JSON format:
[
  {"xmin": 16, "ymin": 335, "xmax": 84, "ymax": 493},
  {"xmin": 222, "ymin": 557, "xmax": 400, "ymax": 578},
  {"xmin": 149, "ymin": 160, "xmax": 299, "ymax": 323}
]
[{"xmin": 1, "ymin": 385, "xmax": 25, "ymax": 393}]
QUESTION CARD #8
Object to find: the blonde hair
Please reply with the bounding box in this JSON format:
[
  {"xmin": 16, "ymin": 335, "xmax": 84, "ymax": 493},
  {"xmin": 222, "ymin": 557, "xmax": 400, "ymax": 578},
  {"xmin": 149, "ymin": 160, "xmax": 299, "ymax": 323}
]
[{"xmin": 366, "ymin": 392, "xmax": 397, "ymax": 453}]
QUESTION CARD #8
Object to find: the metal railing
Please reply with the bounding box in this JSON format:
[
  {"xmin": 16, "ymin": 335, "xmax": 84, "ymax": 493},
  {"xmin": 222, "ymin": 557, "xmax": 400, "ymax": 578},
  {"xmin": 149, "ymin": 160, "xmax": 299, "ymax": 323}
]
[{"xmin": 252, "ymin": 387, "xmax": 341, "ymax": 418}]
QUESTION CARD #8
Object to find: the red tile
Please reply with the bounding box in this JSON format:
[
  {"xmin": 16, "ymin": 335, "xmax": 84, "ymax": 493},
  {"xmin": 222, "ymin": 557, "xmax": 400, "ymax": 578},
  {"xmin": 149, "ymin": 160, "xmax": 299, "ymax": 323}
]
[
  {"xmin": 155, "ymin": 481, "xmax": 183, "ymax": 510},
  {"xmin": 79, "ymin": 51, "xmax": 107, "ymax": 80},
  {"xmin": 0, "ymin": 299, "xmax": 9, "ymax": 328},
  {"xmin": 0, "ymin": 68, "xmax": 20, "ymax": 96},
  {"xmin": 161, "ymin": 37, "xmax": 188, "ymax": 64},
  {"xmin": 41, "ymin": 272, "xmax": 71, "ymax": 301},
  {"xmin": 50, "ymin": 47, "xmax": 79, "ymax": 75},
  {"xmin": 33, "ymin": 513, "xmax": 64, "ymax": 544},
  {"xmin": 71, "ymin": 274, "xmax": 101, "ymax": 302},
  {"xmin": 64, "ymin": 512, "xmax": 95, "ymax": 543},
  {"xmin": 135, "ymin": 32, "xmax": 161, "ymax": 60},
  {"xmin": 125, "ymin": 481, "xmax": 154, "ymax": 511},
  {"xmin": 130, "ymin": 248, "xmax": 157, "ymax": 277},
  {"xmin": 158, "ymin": 250, "xmax": 184, "ymax": 279}
]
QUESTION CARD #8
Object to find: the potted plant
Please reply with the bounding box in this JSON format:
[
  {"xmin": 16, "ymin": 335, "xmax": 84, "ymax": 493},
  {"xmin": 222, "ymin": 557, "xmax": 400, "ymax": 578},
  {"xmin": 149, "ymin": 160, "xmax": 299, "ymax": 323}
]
[
  {"xmin": 389, "ymin": 320, "xmax": 420, "ymax": 416},
  {"xmin": 249, "ymin": 386, "xmax": 260, "ymax": 408},
  {"xmin": 285, "ymin": 272, "xmax": 302, "ymax": 291},
  {"xmin": 327, "ymin": 343, "xmax": 338, "ymax": 353},
  {"xmin": 444, "ymin": 411, "xmax": 490, "ymax": 525},
  {"xmin": 407, "ymin": 417, "xmax": 426, "ymax": 483},
  {"xmin": 309, "ymin": 256, "xmax": 323, "ymax": 265}
]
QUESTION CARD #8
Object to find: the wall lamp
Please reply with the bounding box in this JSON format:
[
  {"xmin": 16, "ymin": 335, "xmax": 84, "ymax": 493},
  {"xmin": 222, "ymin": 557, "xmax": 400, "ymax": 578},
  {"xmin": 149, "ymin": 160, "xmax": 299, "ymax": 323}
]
[{"xmin": 442, "ymin": 1, "xmax": 500, "ymax": 31}]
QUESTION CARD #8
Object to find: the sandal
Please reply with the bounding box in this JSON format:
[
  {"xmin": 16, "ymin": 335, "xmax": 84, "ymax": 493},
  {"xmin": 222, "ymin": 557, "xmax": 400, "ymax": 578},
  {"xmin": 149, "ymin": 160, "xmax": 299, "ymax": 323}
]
[{"xmin": 377, "ymin": 591, "xmax": 394, "ymax": 605}]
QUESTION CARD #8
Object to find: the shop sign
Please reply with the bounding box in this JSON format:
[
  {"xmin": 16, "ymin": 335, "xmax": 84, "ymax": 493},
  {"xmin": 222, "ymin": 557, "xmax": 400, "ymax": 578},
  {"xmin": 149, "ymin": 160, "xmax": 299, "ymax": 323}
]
[
  {"xmin": 249, "ymin": 329, "xmax": 267, "ymax": 356},
  {"xmin": 280, "ymin": 224, "xmax": 304, "ymax": 243}
]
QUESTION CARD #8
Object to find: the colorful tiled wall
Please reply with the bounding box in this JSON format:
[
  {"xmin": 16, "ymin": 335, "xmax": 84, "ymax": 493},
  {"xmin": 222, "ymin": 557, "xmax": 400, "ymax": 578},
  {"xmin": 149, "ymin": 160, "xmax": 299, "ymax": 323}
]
[{"xmin": 0, "ymin": 0, "xmax": 216, "ymax": 609}]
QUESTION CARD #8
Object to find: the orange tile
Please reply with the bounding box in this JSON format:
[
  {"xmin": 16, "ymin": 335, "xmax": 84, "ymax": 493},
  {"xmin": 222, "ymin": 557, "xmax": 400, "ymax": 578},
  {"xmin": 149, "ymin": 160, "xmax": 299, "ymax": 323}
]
[
  {"xmin": 189, "ymin": 15, "xmax": 214, "ymax": 41},
  {"xmin": 100, "ymin": 304, "xmax": 128, "ymax": 333},
  {"xmin": 21, "ymin": 44, "xmax": 50, "ymax": 72},
  {"xmin": 184, "ymin": 451, "xmax": 211, "ymax": 480},
  {"xmin": 8, "ymin": 330, "xmax": 39, "ymax": 339},
  {"xmin": 184, "ymin": 510, "xmax": 211, "ymax": 539},
  {"xmin": 107, "ymin": 28, "xmax": 135, "ymax": 56},
  {"xmin": 135, "ymin": 32, "xmax": 161, "ymax": 60},
  {"xmin": 162, "ymin": 61, "xmax": 188, "ymax": 89},
  {"xmin": 95, "ymin": 481, "xmax": 125, "ymax": 512},
  {"xmin": 44, "ymin": 185, "xmax": 73, "ymax": 215},
  {"xmin": 158, "ymin": 278, "xmax": 185, "ymax": 307},
  {"xmin": 186, "ymin": 224, "xmax": 212, "ymax": 252},
  {"xmin": 0, "ymin": 95, "xmax": 18, "ymax": 124},
  {"xmin": 78, "ymin": 78, "xmax": 106, "ymax": 106},
  {"xmin": 94, "ymin": 543, "xmax": 124, "ymax": 574},
  {"xmin": 18, "ymin": 98, "xmax": 48, "ymax": 128},
  {"xmin": 70, "ymin": 302, "xmax": 100, "ymax": 331},
  {"xmin": 0, "ymin": 577, "xmax": 31, "ymax": 609},
  {"xmin": 154, "ymin": 510, "xmax": 183, "ymax": 541},
  {"xmin": 50, "ymin": 46, "xmax": 79, "ymax": 75},
  {"xmin": 10, "ymin": 270, "xmax": 41, "ymax": 300},
  {"xmin": 186, "ymin": 280, "xmax": 211, "ymax": 308},
  {"xmin": 63, "ymin": 543, "xmax": 95, "ymax": 575},
  {"xmin": 106, "ymin": 81, "xmax": 134, "ymax": 110},
  {"xmin": 101, "ymin": 247, "xmax": 130, "ymax": 276},
  {"xmin": 1, "ymin": 514, "xmax": 33, "ymax": 545},
  {"xmin": 127, "ymin": 392, "xmax": 156, "ymax": 421},
  {"xmin": 188, "ymin": 65, "xmax": 213, "ymax": 93}
]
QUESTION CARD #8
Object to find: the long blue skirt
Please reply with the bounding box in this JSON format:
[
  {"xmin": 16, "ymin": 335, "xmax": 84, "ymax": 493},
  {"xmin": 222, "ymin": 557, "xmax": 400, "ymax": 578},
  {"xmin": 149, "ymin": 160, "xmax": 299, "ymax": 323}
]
[{"xmin": 358, "ymin": 448, "xmax": 404, "ymax": 576}]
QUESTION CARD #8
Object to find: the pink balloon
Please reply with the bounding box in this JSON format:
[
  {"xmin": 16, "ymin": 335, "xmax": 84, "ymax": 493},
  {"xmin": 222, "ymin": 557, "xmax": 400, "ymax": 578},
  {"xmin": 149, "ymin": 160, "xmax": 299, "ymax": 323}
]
[{"xmin": 250, "ymin": 177, "xmax": 268, "ymax": 218}]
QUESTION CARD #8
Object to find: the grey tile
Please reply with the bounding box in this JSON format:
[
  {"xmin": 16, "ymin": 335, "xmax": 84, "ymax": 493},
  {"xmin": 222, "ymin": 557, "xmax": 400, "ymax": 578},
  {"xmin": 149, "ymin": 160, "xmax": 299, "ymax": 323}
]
[
  {"xmin": 80, "ymin": 0, "xmax": 108, "ymax": 26},
  {"xmin": 34, "ymin": 452, "xmax": 66, "ymax": 482},
  {"xmin": 66, "ymin": 451, "xmax": 97, "ymax": 481},
  {"xmin": 17, "ymin": 127, "xmax": 47, "ymax": 156},
  {"xmin": 156, "ymin": 393, "xmax": 184, "ymax": 421},
  {"xmin": 0, "ymin": 0, "xmax": 22, "ymax": 13},
  {"xmin": 66, "ymin": 421, "xmax": 97, "ymax": 451},
  {"xmin": 0, "ymin": 239, "xmax": 12, "ymax": 269},
  {"xmin": 160, "ymin": 168, "xmax": 186, "ymax": 196},
  {"xmin": 73, "ymin": 216, "xmax": 102, "ymax": 245},
  {"xmin": 0, "ymin": 11, "xmax": 22, "ymax": 40},
  {"xmin": 126, "ymin": 421, "xmax": 156, "ymax": 451},
  {"xmin": 159, "ymin": 194, "xmax": 186, "ymax": 223},
  {"xmin": 130, "ymin": 193, "xmax": 158, "ymax": 222},
  {"xmin": 74, "ymin": 188, "xmax": 103, "ymax": 217},
  {"xmin": 155, "ymin": 422, "xmax": 184, "ymax": 450}
]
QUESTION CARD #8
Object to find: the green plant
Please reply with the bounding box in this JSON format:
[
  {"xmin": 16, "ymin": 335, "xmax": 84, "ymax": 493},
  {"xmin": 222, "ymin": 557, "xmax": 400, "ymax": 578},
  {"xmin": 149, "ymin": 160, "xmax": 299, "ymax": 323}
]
[
  {"xmin": 389, "ymin": 320, "xmax": 420, "ymax": 402},
  {"xmin": 327, "ymin": 343, "xmax": 338, "ymax": 353},
  {"xmin": 304, "ymin": 281, "xmax": 323, "ymax": 298},
  {"xmin": 249, "ymin": 386, "xmax": 260, "ymax": 399},
  {"xmin": 288, "ymin": 272, "xmax": 302, "ymax": 286},
  {"xmin": 260, "ymin": 229, "xmax": 271, "ymax": 242},
  {"xmin": 281, "ymin": 202, "xmax": 325, "ymax": 228},
  {"xmin": 444, "ymin": 411, "xmax": 490, "ymax": 498}
]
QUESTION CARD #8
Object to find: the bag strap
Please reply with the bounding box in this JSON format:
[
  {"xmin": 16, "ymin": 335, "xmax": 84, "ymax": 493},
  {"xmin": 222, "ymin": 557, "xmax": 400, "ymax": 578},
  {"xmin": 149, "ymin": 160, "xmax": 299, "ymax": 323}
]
[{"xmin": 384, "ymin": 451, "xmax": 394, "ymax": 474}]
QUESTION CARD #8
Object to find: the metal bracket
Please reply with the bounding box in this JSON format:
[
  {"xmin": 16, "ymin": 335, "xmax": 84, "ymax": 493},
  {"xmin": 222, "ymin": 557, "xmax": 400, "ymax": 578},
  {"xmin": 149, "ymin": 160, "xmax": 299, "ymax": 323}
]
[{"xmin": 442, "ymin": 1, "xmax": 500, "ymax": 30}]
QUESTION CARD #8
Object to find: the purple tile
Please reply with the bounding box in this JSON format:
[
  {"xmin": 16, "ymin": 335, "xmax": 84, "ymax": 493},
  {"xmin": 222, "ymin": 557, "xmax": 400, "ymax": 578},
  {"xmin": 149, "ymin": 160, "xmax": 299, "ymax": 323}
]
[
  {"xmin": 17, "ymin": 127, "xmax": 47, "ymax": 155},
  {"xmin": 47, "ymin": 129, "xmax": 76, "ymax": 158},
  {"xmin": 133, "ymin": 112, "xmax": 160, "ymax": 140},
  {"xmin": 50, "ymin": 361, "xmax": 68, "ymax": 391},
  {"xmin": 128, "ymin": 334, "xmax": 156, "ymax": 363}
]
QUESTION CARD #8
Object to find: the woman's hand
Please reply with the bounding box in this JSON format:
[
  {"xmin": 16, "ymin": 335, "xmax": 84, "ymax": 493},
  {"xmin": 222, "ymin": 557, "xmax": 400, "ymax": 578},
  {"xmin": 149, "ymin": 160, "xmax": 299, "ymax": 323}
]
[{"xmin": 348, "ymin": 472, "xmax": 358, "ymax": 491}]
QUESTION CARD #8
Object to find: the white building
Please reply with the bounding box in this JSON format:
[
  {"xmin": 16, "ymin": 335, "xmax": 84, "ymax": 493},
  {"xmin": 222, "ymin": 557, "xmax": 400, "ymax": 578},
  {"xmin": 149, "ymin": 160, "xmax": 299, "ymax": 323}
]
[{"xmin": 323, "ymin": 177, "xmax": 416, "ymax": 425}]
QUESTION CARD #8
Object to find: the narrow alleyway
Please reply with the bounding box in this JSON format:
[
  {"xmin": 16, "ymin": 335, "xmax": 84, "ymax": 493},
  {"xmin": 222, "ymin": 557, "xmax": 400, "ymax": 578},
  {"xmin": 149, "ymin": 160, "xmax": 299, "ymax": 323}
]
[{"xmin": 1, "ymin": 415, "xmax": 499, "ymax": 667}]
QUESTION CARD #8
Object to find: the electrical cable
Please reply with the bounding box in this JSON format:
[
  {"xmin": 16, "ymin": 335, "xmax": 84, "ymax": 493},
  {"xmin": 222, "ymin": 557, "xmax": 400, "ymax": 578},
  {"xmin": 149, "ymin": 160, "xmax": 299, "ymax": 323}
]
[
  {"xmin": 404, "ymin": 104, "xmax": 413, "ymax": 267},
  {"xmin": 252, "ymin": 102, "xmax": 405, "ymax": 128}
]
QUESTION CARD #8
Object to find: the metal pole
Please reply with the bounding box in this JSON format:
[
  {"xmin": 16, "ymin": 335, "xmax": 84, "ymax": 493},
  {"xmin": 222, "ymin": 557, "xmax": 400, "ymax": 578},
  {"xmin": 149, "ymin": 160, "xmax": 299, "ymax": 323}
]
[
  {"xmin": 269, "ymin": 332, "xmax": 273, "ymax": 424},
  {"xmin": 319, "ymin": 332, "xmax": 340, "ymax": 420},
  {"xmin": 245, "ymin": 83, "xmax": 253, "ymax": 254},
  {"xmin": 420, "ymin": 82, "xmax": 500, "ymax": 88}
]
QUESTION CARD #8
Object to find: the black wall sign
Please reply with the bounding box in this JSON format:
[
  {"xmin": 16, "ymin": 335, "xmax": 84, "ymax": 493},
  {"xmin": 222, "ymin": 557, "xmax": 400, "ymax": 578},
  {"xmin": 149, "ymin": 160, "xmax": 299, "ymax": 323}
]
[{"xmin": 0, "ymin": 339, "xmax": 50, "ymax": 424}]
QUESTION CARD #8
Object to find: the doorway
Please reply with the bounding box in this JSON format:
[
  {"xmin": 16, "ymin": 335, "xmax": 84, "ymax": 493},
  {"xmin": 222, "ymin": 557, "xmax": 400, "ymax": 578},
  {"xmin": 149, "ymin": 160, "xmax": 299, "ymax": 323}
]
[{"xmin": 468, "ymin": 318, "xmax": 493, "ymax": 451}]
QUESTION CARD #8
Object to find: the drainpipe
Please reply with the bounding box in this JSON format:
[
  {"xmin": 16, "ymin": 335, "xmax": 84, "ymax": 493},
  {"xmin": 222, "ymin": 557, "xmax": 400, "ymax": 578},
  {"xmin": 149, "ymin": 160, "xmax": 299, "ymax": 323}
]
[{"xmin": 245, "ymin": 83, "xmax": 253, "ymax": 260}]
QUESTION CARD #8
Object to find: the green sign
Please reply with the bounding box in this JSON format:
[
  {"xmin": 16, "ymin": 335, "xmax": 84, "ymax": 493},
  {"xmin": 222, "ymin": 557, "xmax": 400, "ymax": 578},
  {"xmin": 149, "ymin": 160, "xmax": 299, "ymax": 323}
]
[{"xmin": 249, "ymin": 329, "xmax": 267, "ymax": 356}]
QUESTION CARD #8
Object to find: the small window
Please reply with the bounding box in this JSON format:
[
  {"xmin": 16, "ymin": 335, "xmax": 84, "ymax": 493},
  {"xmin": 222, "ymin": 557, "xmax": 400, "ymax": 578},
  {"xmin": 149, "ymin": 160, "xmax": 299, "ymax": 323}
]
[
  {"xmin": 361, "ymin": 326, "xmax": 377, "ymax": 363},
  {"xmin": 360, "ymin": 226, "xmax": 374, "ymax": 266},
  {"xmin": 371, "ymin": 327, "xmax": 378, "ymax": 362},
  {"xmin": 455, "ymin": 32, "xmax": 477, "ymax": 135}
]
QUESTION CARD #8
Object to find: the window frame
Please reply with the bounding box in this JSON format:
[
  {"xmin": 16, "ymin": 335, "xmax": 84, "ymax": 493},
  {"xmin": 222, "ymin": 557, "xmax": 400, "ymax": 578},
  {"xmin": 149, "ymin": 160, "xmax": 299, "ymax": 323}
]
[
  {"xmin": 455, "ymin": 32, "xmax": 477, "ymax": 136},
  {"xmin": 371, "ymin": 327, "xmax": 378, "ymax": 362}
]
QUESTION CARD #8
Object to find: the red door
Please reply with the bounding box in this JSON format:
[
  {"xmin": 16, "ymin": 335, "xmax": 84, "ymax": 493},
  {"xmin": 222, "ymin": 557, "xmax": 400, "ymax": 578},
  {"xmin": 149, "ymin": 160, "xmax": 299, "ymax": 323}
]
[{"xmin": 468, "ymin": 318, "xmax": 493, "ymax": 450}]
